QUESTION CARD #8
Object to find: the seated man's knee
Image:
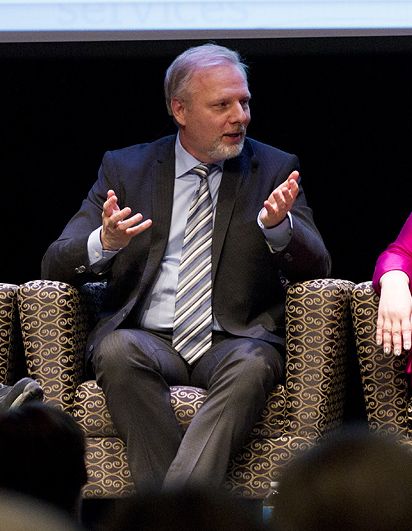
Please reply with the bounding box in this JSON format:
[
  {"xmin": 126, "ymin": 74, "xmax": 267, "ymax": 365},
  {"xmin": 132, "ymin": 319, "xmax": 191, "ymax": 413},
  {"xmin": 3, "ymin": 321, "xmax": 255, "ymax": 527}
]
[
  {"xmin": 220, "ymin": 339, "xmax": 282, "ymax": 400},
  {"xmin": 94, "ymin": 329, "xmax": 139, "ymax": 372},
  {"xmin": 233, "ymin": 338, "xmax": 283, "ymax": 379}
]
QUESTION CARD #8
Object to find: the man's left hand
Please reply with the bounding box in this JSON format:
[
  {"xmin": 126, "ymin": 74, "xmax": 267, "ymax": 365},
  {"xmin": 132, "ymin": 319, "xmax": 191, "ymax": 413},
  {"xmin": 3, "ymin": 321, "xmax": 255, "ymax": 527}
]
[{"xmin": 259, "ymin": 170, "xmax": 300, "ymax": 228}]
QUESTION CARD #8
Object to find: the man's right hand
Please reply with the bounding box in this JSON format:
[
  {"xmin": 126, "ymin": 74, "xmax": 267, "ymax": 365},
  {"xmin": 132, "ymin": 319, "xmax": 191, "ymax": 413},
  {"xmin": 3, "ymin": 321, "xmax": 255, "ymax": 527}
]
[{"xmin": 101, "ymin": 189, "xmax": 152, "ymax": 251}]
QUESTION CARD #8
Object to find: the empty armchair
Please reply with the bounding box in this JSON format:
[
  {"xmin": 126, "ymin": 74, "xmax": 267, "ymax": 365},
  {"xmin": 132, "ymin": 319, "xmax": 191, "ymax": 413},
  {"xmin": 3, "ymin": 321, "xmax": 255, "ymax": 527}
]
[{"xmin": 17, "ymin": 277, "xmax": 354, "ymax": 499}]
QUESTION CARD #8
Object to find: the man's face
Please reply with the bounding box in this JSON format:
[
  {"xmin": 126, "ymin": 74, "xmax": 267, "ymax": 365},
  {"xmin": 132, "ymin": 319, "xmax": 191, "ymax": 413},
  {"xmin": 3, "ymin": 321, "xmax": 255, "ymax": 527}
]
[{"xmin": 171, "ymin": 63, "xmax": 251, "ymax": 163}]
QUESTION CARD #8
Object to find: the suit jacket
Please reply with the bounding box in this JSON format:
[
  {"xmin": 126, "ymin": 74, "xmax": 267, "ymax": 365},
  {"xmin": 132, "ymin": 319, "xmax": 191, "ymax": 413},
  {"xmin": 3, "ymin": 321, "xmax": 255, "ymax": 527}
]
[
  {"xmin": 372, "ymin": 212, "xmax": 412, "ymax": 293},
  {"xmin": 41, "ymin": 135, "xmax": 331, "ymax": 363}
]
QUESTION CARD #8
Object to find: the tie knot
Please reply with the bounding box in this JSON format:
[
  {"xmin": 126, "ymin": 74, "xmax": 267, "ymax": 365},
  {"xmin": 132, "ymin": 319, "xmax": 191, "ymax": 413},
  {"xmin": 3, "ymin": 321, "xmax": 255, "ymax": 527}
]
[{"xmin": 192, "ymin": 163, "xmax": 212, "ymax": 179}]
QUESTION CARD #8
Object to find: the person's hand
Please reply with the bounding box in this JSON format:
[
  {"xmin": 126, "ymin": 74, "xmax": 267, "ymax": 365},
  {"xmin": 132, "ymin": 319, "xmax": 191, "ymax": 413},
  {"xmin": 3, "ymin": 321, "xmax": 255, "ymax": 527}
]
[
  {"xmin": 376, "ymin": 270, "xmax": 412, "ymax": 355},
  {"xmin": 101, "ymin": 189, "xmax": 152, "ymax": 251},
  {"xmin": 259, "ymin": 170, "xmax": 299, "ymax": 228}
]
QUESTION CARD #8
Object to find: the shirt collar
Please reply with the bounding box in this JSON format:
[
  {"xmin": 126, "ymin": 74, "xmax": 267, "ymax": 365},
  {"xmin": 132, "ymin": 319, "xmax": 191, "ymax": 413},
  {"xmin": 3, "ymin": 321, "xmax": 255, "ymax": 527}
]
[{"xmin": 175, "ymin": 133, "xmax": 223, "ymax": 178}]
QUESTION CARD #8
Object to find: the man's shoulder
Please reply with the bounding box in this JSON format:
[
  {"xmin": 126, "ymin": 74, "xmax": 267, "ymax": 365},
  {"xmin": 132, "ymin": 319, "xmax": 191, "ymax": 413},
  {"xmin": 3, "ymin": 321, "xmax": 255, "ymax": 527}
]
[
  {"xmin": 104, "ymin": 135, "xmax": 176, "ymax": 161},
  {"xmin": 245, "ymin": 137, "xmax": 296, "ymax": 160}
]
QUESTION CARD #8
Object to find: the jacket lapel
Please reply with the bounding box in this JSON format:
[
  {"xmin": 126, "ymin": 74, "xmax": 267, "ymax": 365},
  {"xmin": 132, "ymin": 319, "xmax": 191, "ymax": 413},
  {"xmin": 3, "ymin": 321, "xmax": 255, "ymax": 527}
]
[
  {"xmin": 212, "ymin": 144, "xmax": 253, "ymax": 281},
  {"xmin": 135, "ymin": 138, "xmax": 176, "ymax": 299}
]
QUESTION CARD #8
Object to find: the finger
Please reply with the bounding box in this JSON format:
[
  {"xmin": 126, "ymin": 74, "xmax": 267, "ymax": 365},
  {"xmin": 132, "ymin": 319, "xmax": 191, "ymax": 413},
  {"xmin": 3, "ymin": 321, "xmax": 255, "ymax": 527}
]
[
  {"xmin": 282, "ymin": 185, "xmax": 298, "ymax": 208},
  {"xmin": 112, "ymin": 207, "xmax": 132, "ymax": 225},
  {"xmin": 125, "ymin": 218, "xmax": 152, "ymax": 236},
  {"xmin": 103, "ymin": 194, "xmax": 119, "ymax": 218},
  {"xmin": 288, "ymin": 178, "xmax": 300, "ymax": 197},
  {"xmin": 287, "ymin": 170, "xmax": 300, "ymax": 183},
  {"xmin": 382, "ymin": 323, "xmax": 393, "ymax": 354},
  {"xmin": 263, "ymin": 200, "xmax": 278, "ymax": 217},
  {"xmin": 264, "ymin": 195, "xmax": 285, "ymax": 219},
  {"xmin": 391, "ymin": 327, "xmax": 402, "ymax": 356},
  {"xmin": 376, "ymin": 325, "xmax": 383, "ymax": 346},
  {"xmin": 116, "ymin": 212, "xmax": 143, "ymax": 229},
  {"xmin": 106, "ymin": 189, "xmax": 116, "ymax": 199},
  {"xmin": 376, "ymin": 309, "xmax": 385, "ymax": 346},
  {"xmin": 401, "ymin": 320, "xmax": 412, "ymax": 351},
  {"xmin": 103, "ymin": 195, "xmax": 116, "ymax": 212},
  {"xmin": 272, "ymin": 187, "xmax": 289, "ymax": 207},
  {"xmin": 280, "ymin": 178, "xmax": 299, "ymax": 207}
]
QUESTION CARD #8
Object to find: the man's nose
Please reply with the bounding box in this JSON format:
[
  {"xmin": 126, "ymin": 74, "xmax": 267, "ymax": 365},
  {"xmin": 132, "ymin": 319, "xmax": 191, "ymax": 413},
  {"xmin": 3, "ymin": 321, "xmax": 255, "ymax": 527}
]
[{"xmin": 230, "ymin": 102, "xmax": 249, "ymax": 123}]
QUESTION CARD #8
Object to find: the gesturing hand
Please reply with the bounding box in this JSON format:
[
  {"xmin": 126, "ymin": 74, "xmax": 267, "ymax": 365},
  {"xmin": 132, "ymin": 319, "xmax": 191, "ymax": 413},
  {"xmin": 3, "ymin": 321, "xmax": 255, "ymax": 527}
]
[
  {"xmin": 259, "ymin": 170, "xmax": 300, "ymax": 228},
  {"xmin": 101, "ymin": 189, "xmax": 152, "ymax": 251}
]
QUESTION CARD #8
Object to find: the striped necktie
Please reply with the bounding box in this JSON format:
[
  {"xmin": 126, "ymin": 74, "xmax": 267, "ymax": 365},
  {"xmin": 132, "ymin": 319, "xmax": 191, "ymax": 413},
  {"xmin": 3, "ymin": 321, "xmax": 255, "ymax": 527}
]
[{"xmin": 172, "ymin": 163, "xmax": 213, "ymax": 364}]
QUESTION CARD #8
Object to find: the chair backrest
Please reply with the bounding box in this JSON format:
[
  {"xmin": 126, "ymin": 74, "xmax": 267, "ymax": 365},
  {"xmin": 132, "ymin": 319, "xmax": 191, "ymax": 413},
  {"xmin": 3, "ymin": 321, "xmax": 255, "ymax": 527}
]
[
  {"xmin": 351, "ymin": 281, "xmax": 409, "ymax": 436},
  {"xmin": 284, "ymin": 278, "xmax": 355, "ymax": 439},
  {"xmin": 0, "ymin": 283, "xmax": 23, "ymax": 385},
  {"xmin": 17, "ymin": 280, "xmax": 89, "ymax": 412}
]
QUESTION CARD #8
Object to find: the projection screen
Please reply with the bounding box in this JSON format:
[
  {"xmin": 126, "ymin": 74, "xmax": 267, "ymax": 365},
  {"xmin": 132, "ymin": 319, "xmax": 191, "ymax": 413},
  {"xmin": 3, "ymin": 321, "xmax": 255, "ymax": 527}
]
[{"xmin": 1, "ymin": 0, "xmax": 412, "ymax": 42}]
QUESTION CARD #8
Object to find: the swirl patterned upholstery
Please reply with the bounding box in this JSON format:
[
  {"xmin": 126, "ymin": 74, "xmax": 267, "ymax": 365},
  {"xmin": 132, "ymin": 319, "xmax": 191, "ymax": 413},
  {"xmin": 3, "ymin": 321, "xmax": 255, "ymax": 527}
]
[
  {"xmin": 351, "ymin": 281, "xmax": 410, "ymax": 438},
  {"xmin": 0, "ymin": 283, "xmax": 22, "ymax": 385},
  {"xmin": 17, "ymin": 278, "xmax": 353, "ymax": 499}
]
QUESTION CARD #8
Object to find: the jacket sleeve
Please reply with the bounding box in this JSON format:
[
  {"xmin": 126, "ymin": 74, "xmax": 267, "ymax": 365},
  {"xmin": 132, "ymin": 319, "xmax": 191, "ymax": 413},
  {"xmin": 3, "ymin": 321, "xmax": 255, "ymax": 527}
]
[
  {"xmin": 372, "ymin": 212, "xmax": 412, "ymax": 292},
  {"xmin": 41, "ymin": 152, "xmax": 117, "ymax": 284}
]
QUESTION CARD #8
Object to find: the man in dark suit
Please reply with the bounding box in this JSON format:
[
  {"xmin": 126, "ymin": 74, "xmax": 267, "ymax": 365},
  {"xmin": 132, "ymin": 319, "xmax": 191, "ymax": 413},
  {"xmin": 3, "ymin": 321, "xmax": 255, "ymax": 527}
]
[{"xmin": 42, "ymin": 43, "xmax": 331, "ymax": 493}]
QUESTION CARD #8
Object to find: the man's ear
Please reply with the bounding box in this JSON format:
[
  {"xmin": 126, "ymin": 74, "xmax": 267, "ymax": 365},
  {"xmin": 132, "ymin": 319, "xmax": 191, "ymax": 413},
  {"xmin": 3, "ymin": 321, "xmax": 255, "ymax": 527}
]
[{"xmin": 171, "ymin": 97, "xmax": 186, "ymax": 127}]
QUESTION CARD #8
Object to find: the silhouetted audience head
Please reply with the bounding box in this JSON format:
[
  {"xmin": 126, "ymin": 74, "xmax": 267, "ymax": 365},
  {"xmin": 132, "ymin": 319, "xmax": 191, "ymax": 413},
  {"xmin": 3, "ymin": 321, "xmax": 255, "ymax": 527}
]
[
  {"xmin": 102, "ymin": 486, "xmax": 266, "ymax": 531},
  {"xmin": 274, "ymin": 426, "xmax": 412, "ymax": 531},
  {"xmin": 0, "ymin": 401, "xmax": 87, "ymax": 519},
  {"xmin": 0, "ymin": 490, "xmax": 82, "ymax": 531}
]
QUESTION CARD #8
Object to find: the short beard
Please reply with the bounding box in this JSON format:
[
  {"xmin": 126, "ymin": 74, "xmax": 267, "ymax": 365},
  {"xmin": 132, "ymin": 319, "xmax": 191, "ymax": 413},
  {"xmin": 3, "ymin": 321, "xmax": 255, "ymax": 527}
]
[{"xmin": 207, "ymin": 136, "xmax": 245, "ymax": 161}]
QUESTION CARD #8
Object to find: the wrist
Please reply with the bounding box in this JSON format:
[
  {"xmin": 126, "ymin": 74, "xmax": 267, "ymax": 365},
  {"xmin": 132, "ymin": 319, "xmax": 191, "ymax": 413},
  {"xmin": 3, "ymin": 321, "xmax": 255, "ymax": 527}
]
[
  {"xmin": 380, "ymin": 270, "xmax": 410, "ymax": 288},
  {"xmin": 258, "ymin": 210, "xmax": 285, "ymax": 230}
]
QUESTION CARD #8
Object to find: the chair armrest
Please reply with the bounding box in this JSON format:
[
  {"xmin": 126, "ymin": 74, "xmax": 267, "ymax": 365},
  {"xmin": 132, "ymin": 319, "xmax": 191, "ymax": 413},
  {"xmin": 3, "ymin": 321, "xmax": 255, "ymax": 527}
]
[
  {"xmin": 0, "ymin": 283, "xmax": 21, "ymax": 385},
  {"xmin": 284, "ymin": 278, "xmax": 355, "ymax": 439},
  {"xmin": 17, "ymin": 280, "xmax": 91, "ymax": 411},
  {"xmin": 351, "ymin": 281, "xmax": 409, "ymax": 436}
]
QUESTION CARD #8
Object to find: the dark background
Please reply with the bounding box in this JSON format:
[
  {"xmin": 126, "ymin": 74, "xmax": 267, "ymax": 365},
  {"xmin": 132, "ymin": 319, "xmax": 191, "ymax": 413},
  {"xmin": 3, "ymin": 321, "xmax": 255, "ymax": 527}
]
[{"xmin": 2, "ymin": 35, "xmax": 412, "ymax": 285}]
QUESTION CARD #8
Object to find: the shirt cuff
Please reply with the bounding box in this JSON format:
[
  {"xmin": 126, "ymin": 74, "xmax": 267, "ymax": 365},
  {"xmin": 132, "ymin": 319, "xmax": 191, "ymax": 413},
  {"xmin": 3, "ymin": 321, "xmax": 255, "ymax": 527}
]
[
  {"xmin": 88, "ymin": 227, "xmax": 119, "ymax": 268},
  {"xmin": 257, "ymin": 211, "xmax": 293, "ymax": 252}
]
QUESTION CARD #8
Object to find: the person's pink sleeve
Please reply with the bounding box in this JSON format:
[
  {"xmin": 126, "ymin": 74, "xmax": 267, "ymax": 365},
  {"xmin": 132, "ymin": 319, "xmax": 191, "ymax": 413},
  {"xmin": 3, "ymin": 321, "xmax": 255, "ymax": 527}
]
[{"xmin": 372, "ymin": 213, "xmax": 412, "ymax": 293}]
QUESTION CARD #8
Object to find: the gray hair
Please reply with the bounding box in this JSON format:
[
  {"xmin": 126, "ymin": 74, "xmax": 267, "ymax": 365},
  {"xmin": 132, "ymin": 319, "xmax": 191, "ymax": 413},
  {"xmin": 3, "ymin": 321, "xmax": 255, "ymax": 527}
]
[{"xmin": 164, "ymin": 43, "xmax": 248, "ymax": 116}]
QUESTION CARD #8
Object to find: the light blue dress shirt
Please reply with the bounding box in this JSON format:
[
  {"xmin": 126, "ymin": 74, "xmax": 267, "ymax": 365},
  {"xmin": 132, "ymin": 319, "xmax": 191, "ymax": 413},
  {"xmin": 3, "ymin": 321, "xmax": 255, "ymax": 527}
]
[{"xmin": 88, "ymin": 134, "xmax": 292, "ymax": 332}]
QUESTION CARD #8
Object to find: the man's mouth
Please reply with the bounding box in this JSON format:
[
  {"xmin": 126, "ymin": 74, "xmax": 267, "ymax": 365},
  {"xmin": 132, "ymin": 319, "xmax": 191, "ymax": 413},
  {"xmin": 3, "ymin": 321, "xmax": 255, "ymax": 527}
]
[{"xmin": 224, "ymin": 131, "xmax": 244, "ymax": 140}]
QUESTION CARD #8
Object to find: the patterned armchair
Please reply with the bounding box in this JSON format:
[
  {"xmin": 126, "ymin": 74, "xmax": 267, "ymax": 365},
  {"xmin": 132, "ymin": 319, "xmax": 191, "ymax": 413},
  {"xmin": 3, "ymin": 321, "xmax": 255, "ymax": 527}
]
[
  {"xmin": 351, "ymin": 281, "xmax": 410, "ymax": 438},
  {"xmin": 17, "ymin": 278, "xmax": 354, "ymax": 499},
  {"xmin": 0, "ymin": 283, "xmax": 23, "ymax": 386}
]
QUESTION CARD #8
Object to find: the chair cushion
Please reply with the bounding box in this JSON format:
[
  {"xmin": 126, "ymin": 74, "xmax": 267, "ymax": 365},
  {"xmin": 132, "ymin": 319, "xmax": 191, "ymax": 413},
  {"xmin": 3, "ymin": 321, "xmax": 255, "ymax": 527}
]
[
  {"xmin": 82, "ymin": 436, "xmax": 134, "ymax": 498},
  {"xmin": 81, "ymin": 433, "xmax": 312, "ymax": 499},
  {"xmin": 225, "ymin": 434, "xmax": 315, "ymax": 497},
  {"xmin": 75, "ymin": 380, "xmax": 286, "ymax": 498},
  {"xmin": 73, "ymin": 380, "xmax": 285, "ymax": 439}
]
